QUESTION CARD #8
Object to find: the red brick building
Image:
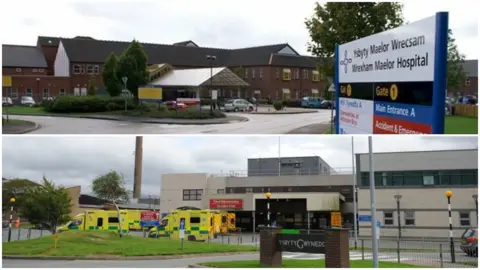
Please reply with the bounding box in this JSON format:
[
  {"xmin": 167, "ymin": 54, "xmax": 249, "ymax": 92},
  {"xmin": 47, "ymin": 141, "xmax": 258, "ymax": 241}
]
[
  {"xmin": 455, "ymin": 60, "xmax": 478, "ymax": 95},
  {"xmin": 2, "ymin": 36, "xmax": 328, "ymax": 101}
]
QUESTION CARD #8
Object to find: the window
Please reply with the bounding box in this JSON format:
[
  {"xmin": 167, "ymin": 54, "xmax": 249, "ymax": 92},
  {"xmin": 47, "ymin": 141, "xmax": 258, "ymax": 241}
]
[
  {"xmin": 59, "ymin": 89, "xmax": 66, "ymax": 96},
  {"xmin": 15, "ymin": 68, "xmax": 22, "ymax": 72},
  {"xmin": 43, "ymin": 88, "xmax": 50, "ymax": 99},
  {"xmin": 190, "ymin": 217, "xmax": 201, "ymax": 224},
  {"xmin": 10, "ymin": 88, "xmax": 18, "ymax": 99},
  {"xmin": 217, "ymin": 189, "xmax": 225, "ymax": 194},
  {"xmin": 295, "ymin": 69, "xmax": 300, "ymax": 79},
  {"xmin": 282, "ymin": 69, "xmax": 291, "ymax": 80},
  {"xmin": 246, "ymin": 188, "xmax": 253, "ymax": 193},
  {"xmin": 32, "ymin": 68, "xmax": 38, "ymax": 72},
  {"xmin": 26, "ymin": 88, "xmax": 33, "ymax": 97},
  {"xmin": 259, "ymin": 68, "xmax": 263, "ymax": 79},
  {"xmin": 244, "ymin": 69, "xmax": 248, "ymax": 79},
  {"xmin": 87, "ymin": 65, "xmax": 95, "ymax": 74},
  {"xmin": 404, "ymin": 211, "xmax": 415, "ymax": 226},
  {"xmin": 423, "ymin": 175, "xmax": 434, "ymax": 185},
  {"xmin": 160, "ymin": 219, "xmax": 168, "ymax": 227},
  {"xmin": 459, "ymin": 212, "xmax": 471, "ymax": 226},
  {"xmin": 276, "ymin": 68, "xmax": 279, "ymax": 79},
  {"xmin": 303, "ymin": 69, "xmax": 309, "ymax": 79},
  {"xmin": 384, "ymin": 212, "xmax": 394, "ymax": 225},
  {"xmin": 312, "ymin": 71, "xmax": 320, "ymax": 81},
  {"xmin": 73, "ymin": 64, "xmax": 84, "ymax": 74},
  {"xmin": 94, "ymin": 65, "xmax": 100, "ymax": 74},
  {"xmin": 38, "ymin": 68, "xmax": 44, "ymax": 73},
  {"xmin": 182, "ymin": 189, "xmax": 203, "ymax": 201},
  {"xmin": 108, "ymin": 217, "xmax": 119, "ymax": 223},
  {"xmin": 97, "ymin": 218, "xmax": 103, "ymax": 227},
  {"xmin": 465, "ymin": 77, "xmax": 471, "ymax": 86},
  {"xmin": 252, "ymin": 68, "xmax": 255, "ymax": 79},
  {"xmin": 69, "ymin": 219, "xmax": 82, "ymax": 228}
]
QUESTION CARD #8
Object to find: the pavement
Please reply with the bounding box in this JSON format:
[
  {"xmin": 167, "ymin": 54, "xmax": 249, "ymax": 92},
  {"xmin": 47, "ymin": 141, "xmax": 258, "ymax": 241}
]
[
  {"xmin": 7, "ymin": 110, "xmax": 332, "ymax": 134},
  {"xmin": 2, "ymin": 118, "xmax": 39, "ymax": 134}
]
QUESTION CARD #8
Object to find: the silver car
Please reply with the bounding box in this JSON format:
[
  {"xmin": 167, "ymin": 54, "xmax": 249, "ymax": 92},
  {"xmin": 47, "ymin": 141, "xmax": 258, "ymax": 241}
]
[
  {"xmin": 20, "ymin": 96, "xmax": 36, "ymax": 106},
  {"xmin": 224, "ymin": 99, "xmax": 254, "ymax": 112}
]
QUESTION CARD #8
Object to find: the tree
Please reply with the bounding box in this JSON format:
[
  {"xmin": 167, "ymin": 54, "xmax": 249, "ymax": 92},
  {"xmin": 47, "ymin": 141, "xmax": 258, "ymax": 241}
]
[
  {"xmin": 87, "ymin": 76, "xmax": 97, "ymax": 96},
  {"xmin": 447, "ymin": 29, "xmax": 466, "ymax": 91},
  {"xmin": 2, "ymin": 178, "xmax": 39, "ymax": 213},
  {"xmin": 19, "ymin": 177, "xmax": 72, "ymax": 234},
  {"xmin": 231, "ymin": 67, "xmax": 246, "ymax": 79},
  {"xmin": 116, "ymin": 40, "xmax": 149, "ymax": 99},
  {"xmin": 102, "ymin": 53, "xmax": 122, "ymax": 97},
  {"xmin": 91, "ymin": 170, "xmax": 130, "ymax": 237},
  {"xmin": 305, "ymin": 2, "xmax": 404, "ymax": 77}
]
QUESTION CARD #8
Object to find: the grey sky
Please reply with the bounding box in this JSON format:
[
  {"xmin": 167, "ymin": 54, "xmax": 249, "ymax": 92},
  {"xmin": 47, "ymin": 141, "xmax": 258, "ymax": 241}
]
[
  {"xmin": 1, "ymin": 0, "xmax": 478, "ymax": 59},
  {"xmin": 2, "ymin": 135, "xmax": 477, "ymax": 197}
]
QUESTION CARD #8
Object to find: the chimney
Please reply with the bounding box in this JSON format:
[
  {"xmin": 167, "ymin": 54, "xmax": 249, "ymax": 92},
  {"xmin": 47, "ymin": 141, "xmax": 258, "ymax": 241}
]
[{"xmin": 133, "ymin": 136, "xmax": 143, "ymax": 199}]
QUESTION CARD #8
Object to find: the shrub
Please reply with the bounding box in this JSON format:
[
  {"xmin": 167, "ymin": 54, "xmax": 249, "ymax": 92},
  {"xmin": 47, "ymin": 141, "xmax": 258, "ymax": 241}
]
[
  {"xmin": 46, "ymin": 96, "xmax": 135, "ymax": 113},
  {"xmin": 106, "ymin": 102, "xmax": 117, "ymax": 111},
  {"xmin": 273, "ymin": 101, "xmax": 283, "ymax": 111}
]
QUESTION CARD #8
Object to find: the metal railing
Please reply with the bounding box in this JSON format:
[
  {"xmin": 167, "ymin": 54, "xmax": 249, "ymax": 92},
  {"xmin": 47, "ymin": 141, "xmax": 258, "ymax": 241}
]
[{"xmin": 2, "ymin": 228, "xmax": 51, "ymax": 242}]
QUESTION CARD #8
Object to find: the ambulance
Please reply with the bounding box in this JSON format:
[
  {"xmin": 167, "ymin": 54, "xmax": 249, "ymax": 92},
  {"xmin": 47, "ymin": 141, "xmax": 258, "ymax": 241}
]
[
  {"xmin": 57, "ymin": 210, "xmax": 129, "ymax": 233},
  {"xmin": 148, "ymin": 209, "xmax": 222, "ymax": 241},
  {"xmin": 219, "ymin": 212, "xmax": 237, "ymax": 233}
]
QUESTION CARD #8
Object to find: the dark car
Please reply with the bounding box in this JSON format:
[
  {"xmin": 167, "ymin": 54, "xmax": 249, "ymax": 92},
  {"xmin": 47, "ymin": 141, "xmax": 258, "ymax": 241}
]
[{"xmin": 460, "ymin": 228, "xmax": 477, "ymax": 257}]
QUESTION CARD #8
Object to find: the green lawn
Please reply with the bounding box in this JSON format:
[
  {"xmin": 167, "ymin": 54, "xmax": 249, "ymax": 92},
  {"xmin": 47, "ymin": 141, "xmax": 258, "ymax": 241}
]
[
  {"xmin": 200, "ymin": 259, "xmax": 426, "ymax": 268},
  {"xmin": 2, "ymin": 118, "xmax": 31, "ymax": 125},
  {"xmin": 325, "ymin": 116, "xmax": 477, "ymax": 134},
  {"xmin": 2, "ymin": 106, "xmax": 48, "ymax": 115},
  {"xmin": 2, "ymin": 231, "xmax": 257, "ymax": 257}
]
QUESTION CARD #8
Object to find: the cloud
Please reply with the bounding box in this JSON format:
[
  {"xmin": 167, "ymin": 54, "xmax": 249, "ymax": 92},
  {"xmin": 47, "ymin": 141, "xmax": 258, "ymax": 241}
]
[
  {"xmin": 1, "ymin": 0, "xmax": 476, "ymax": 58},
  {"xmin": 2, "ymin": 135, "xmax": 477, "ymax": 197}
]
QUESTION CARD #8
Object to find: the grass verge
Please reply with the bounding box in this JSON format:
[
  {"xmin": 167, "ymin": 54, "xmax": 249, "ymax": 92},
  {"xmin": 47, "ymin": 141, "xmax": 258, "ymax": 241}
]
[
  {"xmin": 2, "ymin": 119, "xmax": 32, "ymax": 125},
  {"xmin": 2, "ymin": 231, "xmax": 257, "ymax": 257},
  {"xmin": 199, "ymin": 259, "xmax": 426, "ymax": 268}
]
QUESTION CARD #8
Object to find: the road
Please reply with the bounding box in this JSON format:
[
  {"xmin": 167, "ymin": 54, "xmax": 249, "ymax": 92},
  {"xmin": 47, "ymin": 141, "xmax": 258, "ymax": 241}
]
[{"xmin": 8, "ymin": 110, "xmax": 332, "ymax": 134}]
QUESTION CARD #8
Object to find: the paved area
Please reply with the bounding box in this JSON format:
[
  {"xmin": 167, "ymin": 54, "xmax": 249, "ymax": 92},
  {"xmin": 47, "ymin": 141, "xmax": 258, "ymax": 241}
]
[
  {"xmin": 9, "ymin": 110, "xmax": 331, "ymax": 134},
  {"xmin": 2, "ymin": 119, "xmax": 38, "ymax": 134}
]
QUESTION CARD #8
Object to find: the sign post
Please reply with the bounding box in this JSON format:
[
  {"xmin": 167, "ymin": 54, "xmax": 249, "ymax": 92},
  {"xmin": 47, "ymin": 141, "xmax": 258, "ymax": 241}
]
[
  {"xmin": 179, "ymin": 218, "xmax": 185, "ymax": 250},
  {"xmin": 335, "ymin": 12, "xmax": 449, "ymax": 135}
]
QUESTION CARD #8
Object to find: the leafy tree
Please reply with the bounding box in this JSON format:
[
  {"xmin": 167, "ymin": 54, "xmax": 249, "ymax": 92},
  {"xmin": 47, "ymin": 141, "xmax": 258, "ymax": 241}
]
[
  {"xmin": 91, "ymin": 170, "xmax": 130, "ymax": 237},
  {"xmin": 231, "ymin": 67, "xmax": 246, "ymax": 79},
  {"xmin": 116, "ymin": 40, "xmax": 149, "ymax": 99},
  {"xmin": 447, "ymin": 29, "xmax": 466, "ymax": 91},
  {"xmin": 305, "ymin": 2, "xmax": 404, "ymax": 77},
  {"xmin": 87, "ymin": 76, "xmax": 97, "ymax": 96},
  {"xmin": 102, "ymin": 53, "xmax": 122, "ymax": 97},
  {"xmin": 19, "ymin": 177, "xmax": 72, "ymax": 234}
]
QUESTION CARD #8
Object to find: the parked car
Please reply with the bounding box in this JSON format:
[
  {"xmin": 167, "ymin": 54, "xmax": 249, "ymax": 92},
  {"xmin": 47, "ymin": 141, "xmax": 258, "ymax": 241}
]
[
  {"xmin": 224, "ymin": 99, "xmax": 254, "ymax": 112},
  {"xmin": 460, "ymin": 228, "xmax": 477, "ymax": 257},
  {"xmin": 2, "ymin": 97, "xmax": 13, "ymax": 106},
  {"xmin": 20, "ymin": 96, "xmax": 36, "ymax": 106},
  {"xmin": 320, "ymin": 100, "xmax": 334, "ymax": 109},
  {"xmin": 164, "ymin": 101, "xmax": 188, "ymax": 110},
  {"xmin": 301, "ymin": 97, "xmax": 324, "ymax": 108}
]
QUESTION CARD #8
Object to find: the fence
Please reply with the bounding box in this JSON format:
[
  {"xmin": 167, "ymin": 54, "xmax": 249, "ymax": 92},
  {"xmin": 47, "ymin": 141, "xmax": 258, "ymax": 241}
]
[
  {"xmin": 453, "ymin": 104, "xmax": 478, "ymax": 117},
  {"xmin": 2, "ymin": 228, "xmax": 51, "ymax": 242}
]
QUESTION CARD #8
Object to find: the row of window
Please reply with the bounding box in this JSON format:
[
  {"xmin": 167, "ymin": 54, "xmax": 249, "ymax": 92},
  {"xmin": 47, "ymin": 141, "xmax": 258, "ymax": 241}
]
[
  {"xmin": 382, "ymin": 211, "xmax": 473, "ymax": 227},
  {"xmin": 244, "ymin": 68, "xmax": 264, "ymax": 79},
  {"xmin": 275, "ymin": 68, "xmax": 322, "ymax": 82},
  {"xmin": 274, "ymin": 89, "xmax": 321, "ymax": 100},
  {"xmin": 72, "ymin": 64, "xmax": 100, "ymax": 75},
  {"xmin": 359, "ymin": 170, "xmax": 478, "ymax": 187},
  {"xmin": 14, "ymin": 68, "xmax": 45, "ymax": 73},
  {"xmin": 181, "ymin": 189, "xmax": 225, "ymax": 201},
  {"xmin": 5, "ymin": 88, "xmax": 91, "ymax": 99}
]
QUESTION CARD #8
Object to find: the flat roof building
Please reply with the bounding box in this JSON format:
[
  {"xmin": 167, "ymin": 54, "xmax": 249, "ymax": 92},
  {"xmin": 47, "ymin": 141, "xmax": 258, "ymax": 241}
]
[{"xmin": 159, "ymin": 149, "xmax": 478, "ymax": 238}]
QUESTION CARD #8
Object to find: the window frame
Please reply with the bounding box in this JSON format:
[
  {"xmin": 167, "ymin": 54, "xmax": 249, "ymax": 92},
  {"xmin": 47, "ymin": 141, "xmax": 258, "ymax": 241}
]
[
  {"xmin": 43, "ymin": 88, "xmax": 50, "ymax": 99},
  {"xmin": 59, "ymin": 89, "xmax": 66, "ymax": 96},
  {"xmin": 404, "ymin": 211, "xmax": 415, "ymax": 226},
  {"xmin": 459, "ymin": 212, "xmax": 471, "ymax": 226},
  {"xmin": 465, "ymin": 77, "xmax": 471, "ymax": 86},
  {"xmin": 182, "ymin": 189, "xmax": 203, "ymax": 201},
  {"xmin": 10, "ymin": 88, "xmax": 18, "ymax": 99},
  {"xmin": 383, "ymin": 211, "xmax": 394, "ymax": 226},
  {"xmin": 15, "ymin": 68, "xmax": 22, "ymax": 72},
  {"xmin": 87, "ymin": 65, "xmax": 95, "ymax": 74},
  {"xmin": 25, "ymin": 88, "xmax": 33, "ymax": 97},
  {"xmin": 282, "ymin": 69, "xmax": 291, "ymax": 81}
]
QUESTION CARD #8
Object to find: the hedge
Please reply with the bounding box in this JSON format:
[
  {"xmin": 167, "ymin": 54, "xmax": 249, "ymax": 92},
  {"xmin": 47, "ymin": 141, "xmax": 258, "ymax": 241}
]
[{"xmin": 44, "ymin": 96, "xmax": 135, "ymax": 113}]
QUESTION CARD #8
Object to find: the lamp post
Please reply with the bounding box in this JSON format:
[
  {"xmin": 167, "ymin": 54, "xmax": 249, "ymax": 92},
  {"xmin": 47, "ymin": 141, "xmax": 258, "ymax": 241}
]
[
  {"xmin": 265, "ymin": 192, "xmax": 271, "ymax": 227},
  {"xmin": 445, "ymin": 190, "xmax": 455, "ymax": 263},
  {"xmin": 206, "ymin": 55, "xmax": 216, "ymax": 113},
  {"xmin": 122, "ymin": 76, "xmax": 128, "ymax": 112},
  {"xmin": 36, "ymin": 78, "xmax": 40, "ymax": 102},
  {"xmin": 7, "ymin": 198, "xmax": 16, "ymax": 242},
  {"xmin": 473, "ymin": 195, "xmax": 478, "ymax": 216},
  {"xmin": 394, "ymin": 195, "xmax": 402, "ymax": 239}
]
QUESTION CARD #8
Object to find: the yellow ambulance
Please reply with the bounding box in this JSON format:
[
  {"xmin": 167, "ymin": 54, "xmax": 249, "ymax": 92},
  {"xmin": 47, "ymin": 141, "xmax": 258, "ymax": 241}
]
[{"xmin": 57, "ymin": 210, "xmax": 129, "ymax": 233}]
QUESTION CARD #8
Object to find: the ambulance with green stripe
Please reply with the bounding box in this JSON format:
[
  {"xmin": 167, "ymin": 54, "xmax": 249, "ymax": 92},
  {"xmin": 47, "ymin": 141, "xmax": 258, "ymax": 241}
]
[
  {"xmin": 57, "ymin": 210, "xmax": 129, "ymax": 233},
  {"xmin": 148, "ymin": 209, "xmax": 220, "ymax": 241}
]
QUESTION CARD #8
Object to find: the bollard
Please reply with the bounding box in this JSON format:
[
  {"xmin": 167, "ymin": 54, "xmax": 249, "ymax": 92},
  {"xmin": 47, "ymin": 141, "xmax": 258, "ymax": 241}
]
[
  {"xmin": 396, "ymin": 238, "xmax": 400, "ymax": 264},
  {"xmin": 27, "ymin": 228, "xmax": 32, "ymax": 240},
  {"xmin": 361, "ymin": 239, "xmax": 364, "ymax": 260},
  {"xmin": 440, "ymin": 244, "xmax": 444, "ymax": 268},
  {"xmin": 17, "ymin": 228, "xmax": 21, "ymax": 240}
]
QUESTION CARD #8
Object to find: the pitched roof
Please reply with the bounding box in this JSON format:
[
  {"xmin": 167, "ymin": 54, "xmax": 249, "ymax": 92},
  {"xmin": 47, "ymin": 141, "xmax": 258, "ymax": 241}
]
[
  {"xmin": 150, "ymin": 67, "xmax": 249, "ymax": 87},
  {"xmin": 463, "ymin": 60, "xmax": 478, "ymax": 77},
  {"xmin": 270, "ymin": 53, "xmax": 318, "ymax": 68},
  {"xmin": 2, "ymin": 45, "xmax": 48, "ymax": 68},
  {"xmin": 56, "ymin": 37, "xmax": 308, "ymax": 67},
  {"xmin": 173, "ymin": 40, "xmax": 199, "ymax": 47}
]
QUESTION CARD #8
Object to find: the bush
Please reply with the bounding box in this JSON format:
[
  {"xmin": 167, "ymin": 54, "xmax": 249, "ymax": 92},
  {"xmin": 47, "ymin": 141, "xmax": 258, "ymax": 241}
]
[
  {"xmin": 106, "ymin": 102, "xmax": 117, "ymax": 111},
  {"xmin": 273, "ymin": 101, "xmax": 283, "ymax": 111},
  {"xmin": 123, "ymin": 108, "xmax": 226, "ymax": 119},
  {"xmin": 46, "ymin": 96, "xmax": 135, "ymax": 113}
]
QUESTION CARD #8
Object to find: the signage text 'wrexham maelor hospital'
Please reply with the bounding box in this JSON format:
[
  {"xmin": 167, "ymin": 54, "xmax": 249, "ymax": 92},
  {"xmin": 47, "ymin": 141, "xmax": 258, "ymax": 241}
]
[{"xmin": 352, "ymin": 35, "xmax": 427, "ymax": 73}]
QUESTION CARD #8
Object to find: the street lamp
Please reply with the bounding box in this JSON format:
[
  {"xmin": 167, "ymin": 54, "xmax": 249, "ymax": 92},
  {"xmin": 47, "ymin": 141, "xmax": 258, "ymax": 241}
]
[
  {"xmin": 265, "ymin": 192, "xmax": 271, "ymax": 227},
  {"xmin": 445, "ymin": 190, "xmax": 455, "ymax": 263},
  {"xmin": 206, "ymin": 55, "xmax": 216, "ymax": 113},
  {"xmin": 473, "ymin": 194, "xmax": 478, "ymax": 215},
  {"xmin": 7, "ymin": 198, "xmax": 16, "ymax": 242},
  {"xmin": 36, "ymin": 78, "xmax": 40, "ymax": 102},
  {"xmin": 394, "ymin": 195, "xmax": 402, "ymax": 239}
]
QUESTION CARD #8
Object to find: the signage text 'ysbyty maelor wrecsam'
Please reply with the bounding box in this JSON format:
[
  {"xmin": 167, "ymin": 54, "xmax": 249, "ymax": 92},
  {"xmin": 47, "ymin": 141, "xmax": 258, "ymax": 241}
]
[{"xmin": 351, "ymin": 35, "xmax": 428, "ymax": 72}]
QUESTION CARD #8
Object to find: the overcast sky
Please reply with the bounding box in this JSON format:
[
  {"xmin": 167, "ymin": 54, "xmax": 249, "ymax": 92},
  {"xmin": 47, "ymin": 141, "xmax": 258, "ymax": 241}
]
[
  {"xmin": 2, "ymin": 135, "xmax": 477, "ymax": 197},
  {"xmin": 1, "ymin": 0, "xmax": 478, "ymax": 59}
]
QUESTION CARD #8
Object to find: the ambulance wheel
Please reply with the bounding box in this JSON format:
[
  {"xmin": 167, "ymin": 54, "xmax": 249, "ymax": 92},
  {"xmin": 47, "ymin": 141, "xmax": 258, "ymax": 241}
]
[{"xmin": 188, "ymin": 235, "xmax": 196, "ymax": 241}]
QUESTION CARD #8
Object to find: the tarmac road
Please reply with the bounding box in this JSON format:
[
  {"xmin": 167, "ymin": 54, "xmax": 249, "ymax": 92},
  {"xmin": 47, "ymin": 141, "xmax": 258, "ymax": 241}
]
[{"xmin": 8, "ymin": 110, "xmax": 332, "ymax": 134}]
